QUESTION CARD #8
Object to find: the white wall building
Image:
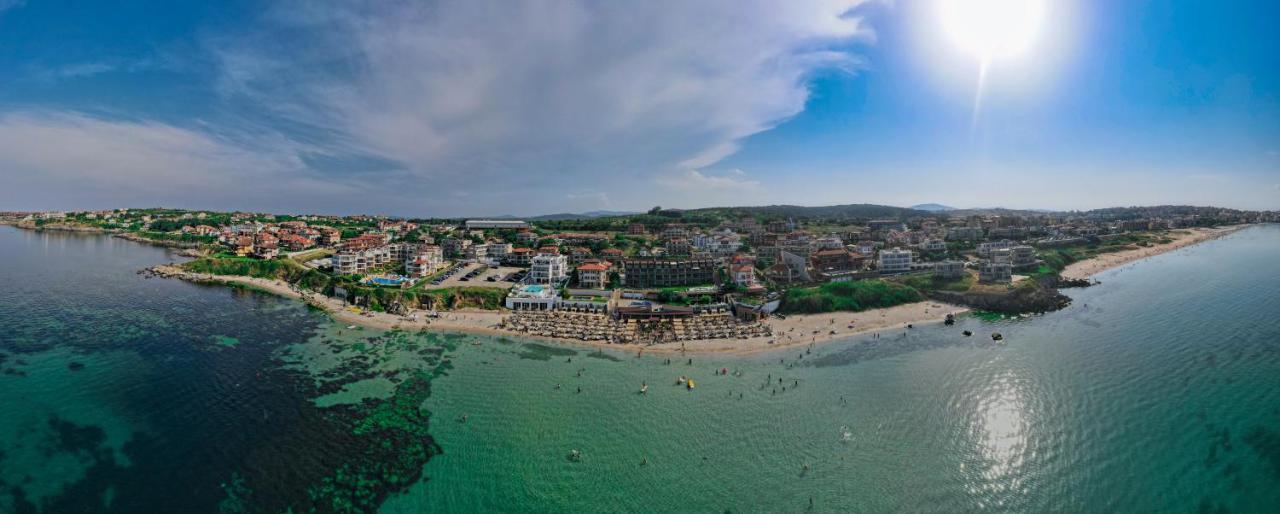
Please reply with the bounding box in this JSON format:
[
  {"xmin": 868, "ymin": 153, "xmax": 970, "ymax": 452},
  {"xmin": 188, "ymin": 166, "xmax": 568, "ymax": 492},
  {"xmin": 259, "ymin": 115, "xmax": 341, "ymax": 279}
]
[
  {"xmin": 877, "ymin": 248, "xmax": 914, "ymax": 274},
  {"xmin": 530, "ymin": 254, "xmax": 569, "ymax": 285}
]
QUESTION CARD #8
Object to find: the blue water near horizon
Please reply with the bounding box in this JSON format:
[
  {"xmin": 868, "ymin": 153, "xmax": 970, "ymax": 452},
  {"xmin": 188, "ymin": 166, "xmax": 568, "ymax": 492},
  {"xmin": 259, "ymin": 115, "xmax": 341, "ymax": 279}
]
[{"xmin": 1, "ymin": 224, "xmax": 1278, "ymax": 512}]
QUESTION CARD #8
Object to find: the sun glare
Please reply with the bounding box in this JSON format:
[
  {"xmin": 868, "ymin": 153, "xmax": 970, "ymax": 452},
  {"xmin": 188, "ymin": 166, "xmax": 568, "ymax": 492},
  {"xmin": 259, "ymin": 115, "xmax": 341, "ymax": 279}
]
[{"xmin": 939, "ymin": 0, "xmax": 1046, "ymax": 62}]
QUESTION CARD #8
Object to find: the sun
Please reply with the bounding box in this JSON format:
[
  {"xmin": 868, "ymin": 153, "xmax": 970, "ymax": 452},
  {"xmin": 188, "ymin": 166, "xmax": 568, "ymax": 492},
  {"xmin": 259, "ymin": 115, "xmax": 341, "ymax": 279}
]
[{"xmin": 938, "ymin": 0, "xmax": 1047, "ymax": 63}]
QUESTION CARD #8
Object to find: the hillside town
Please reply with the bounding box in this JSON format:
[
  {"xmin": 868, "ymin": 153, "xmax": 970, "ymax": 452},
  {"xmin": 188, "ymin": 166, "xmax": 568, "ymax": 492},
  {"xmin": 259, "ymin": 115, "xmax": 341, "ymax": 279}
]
[{"xmin": 5, "ymin": 205, "xmax": 1274, "ymax": 345}]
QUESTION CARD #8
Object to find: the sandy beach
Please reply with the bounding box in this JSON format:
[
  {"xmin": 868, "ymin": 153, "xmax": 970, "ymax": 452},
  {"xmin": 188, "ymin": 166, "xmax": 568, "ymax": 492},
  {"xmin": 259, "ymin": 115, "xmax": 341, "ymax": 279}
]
[
  {"xmin": 152, "ymin": 265, "xmax": 965, "ymax": 355},
  {"xmin": 150, "ymin": 226, "xmax": 1245, "ymax": 356},
  {"xmin": 1060, "ymin": 225, "xmax": 1246, "ymax": 280}
]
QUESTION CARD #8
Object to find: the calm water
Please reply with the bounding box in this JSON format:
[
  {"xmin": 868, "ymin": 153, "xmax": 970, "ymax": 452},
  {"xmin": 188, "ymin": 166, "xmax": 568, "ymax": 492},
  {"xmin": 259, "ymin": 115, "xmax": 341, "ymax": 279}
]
[{"xmin": 1, "ymin": 225, "xmax": 1278, "ymax": 512}]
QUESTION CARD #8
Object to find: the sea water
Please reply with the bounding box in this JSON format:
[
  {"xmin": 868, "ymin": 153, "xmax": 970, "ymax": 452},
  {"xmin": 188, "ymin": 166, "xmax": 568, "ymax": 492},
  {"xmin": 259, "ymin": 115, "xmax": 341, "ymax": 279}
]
[{"xmin": 1, "ymin": 224, "xmax": 1278, "ymax": 512}]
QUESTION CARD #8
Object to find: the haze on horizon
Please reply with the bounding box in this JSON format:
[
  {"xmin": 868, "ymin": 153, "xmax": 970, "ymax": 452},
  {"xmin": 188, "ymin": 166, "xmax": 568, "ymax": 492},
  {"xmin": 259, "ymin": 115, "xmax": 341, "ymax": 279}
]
[{"xmin": 0, "ymin": 0, "xmax": 1277, "ymax": 216}]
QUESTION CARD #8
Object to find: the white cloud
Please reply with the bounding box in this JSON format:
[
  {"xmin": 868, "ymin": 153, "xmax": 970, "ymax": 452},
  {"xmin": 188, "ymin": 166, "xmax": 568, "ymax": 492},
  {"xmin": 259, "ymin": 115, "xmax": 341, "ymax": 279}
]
[
  {"xmin": 658, "ymin": 169, "xmax": 762, "ymax": 192},
  {"xmin": 205, "ymin": 0, "xmax": 872, "ymax": 214},
  {"xmin": 0, "ymin": 111, "xmax": 358, "ymax": 212}
]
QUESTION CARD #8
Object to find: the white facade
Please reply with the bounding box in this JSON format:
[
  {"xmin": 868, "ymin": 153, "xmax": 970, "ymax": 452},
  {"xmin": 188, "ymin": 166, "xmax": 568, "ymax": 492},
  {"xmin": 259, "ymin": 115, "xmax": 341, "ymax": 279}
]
[
  {"xmin": 877, "ymin": 248, "xmax": 914, "ymax": 274},
  {"xmin": 918, "ymin": 239, "xmax": 947, "ymax": 252},
  {"xmin": 977, "ymin": 240, "xmax": 1015, "ymax": 258},
  {"xmin": 530, "ymin": 254, "xmax": 569, "ymax": 284}
]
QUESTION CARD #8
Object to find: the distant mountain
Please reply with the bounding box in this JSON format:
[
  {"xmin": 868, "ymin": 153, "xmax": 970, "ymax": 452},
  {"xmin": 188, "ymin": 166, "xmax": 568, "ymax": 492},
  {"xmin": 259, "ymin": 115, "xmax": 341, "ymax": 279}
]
[
  {"xmin": 527, "ymin": 210, "xmax": 638, "ymax": 221},
  {"xmin": 684, "ymin": 203, "xmax": 930, "ymax": 221},
  {"xmin": 910, "ymin": 203, "xmax": 957, "ymax": 212}
]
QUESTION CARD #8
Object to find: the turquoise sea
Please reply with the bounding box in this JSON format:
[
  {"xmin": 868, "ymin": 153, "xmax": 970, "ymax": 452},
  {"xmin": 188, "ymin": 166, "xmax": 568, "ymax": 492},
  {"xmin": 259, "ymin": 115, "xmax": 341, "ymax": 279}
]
[{"xmin": 0, "ymin": 224, "xmax": 1278, "ymax": 512}]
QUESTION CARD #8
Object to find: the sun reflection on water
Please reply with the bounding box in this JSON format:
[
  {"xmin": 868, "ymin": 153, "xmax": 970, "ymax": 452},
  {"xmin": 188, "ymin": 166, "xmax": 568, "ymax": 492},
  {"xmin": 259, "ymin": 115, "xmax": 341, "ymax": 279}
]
[{"xmin": 968, "ymin": 371, "xmax": 1032, "ymax": 505}]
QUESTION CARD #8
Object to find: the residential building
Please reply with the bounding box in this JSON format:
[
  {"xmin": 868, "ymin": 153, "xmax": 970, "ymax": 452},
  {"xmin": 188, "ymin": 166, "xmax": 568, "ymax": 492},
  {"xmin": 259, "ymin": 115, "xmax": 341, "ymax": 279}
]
[
  {"xmin": 406, "ymin": 246, "xmax": 444, "ymax": 277},
  {"xmin": 918, "ymin": 239, "xmax": 947, "ymax": 252},
  {"xmin": 621, "ymin": 257, "xmax": 716, "ymax": 288},
  {"xmin": 934, "ymin": 260, "xmax": 966, "ymax": 279},
  {"xmin": 507, "ymin": 247, "xmax": 535, "ymax": 266},
  {"xmin": 530, "ymin": 254, "xmax": 569, "ymax": 285},
  {"xmin": 810, "ymin": 248, "xmax": 865, "ymax": 273},
  {"xmin": 570, "ymin": 246, "xmax": 594, "ymax": 263},
  {"xmin": 464, "ymin": 244, "xmax": 487, "ymax": 262},
  {"xmin": 877, "ymin": 248, "xmax": 913, "ymax": 274},
  {"xmin": 600, "ymin": 248, "xmax": 625, "ymax": 261},
  {"xmin": 979, "ymin": 260, "xmax": 1013, "ymax": 283},
  {"xmin": 664, "ymin": 238, "xmax": 692, "ymax": 256},
  {"xmin": 576, "ymin": 260, "xmax": 612, "ymax": 289},
  {"xmin": 977, "ymin": 240, "xmax": 1015, "ymax": 258},
  {"xmin": 1010, "ymin": 245, "xmax": 1037, "ymax": 269},
  {"xmin": 946, "ymin": 226, "xmax": 985, "ymax": 241},
  {"xmin": 485, "ymin": 242, "xmax": 513, "ymax": 261},
  {"xmin": 441, "ymin": 237, "xmax": 471, "ymax": 257},
  {"xmin": 515, "ymin": 230, "xmax": 539, "ymax": 245}
]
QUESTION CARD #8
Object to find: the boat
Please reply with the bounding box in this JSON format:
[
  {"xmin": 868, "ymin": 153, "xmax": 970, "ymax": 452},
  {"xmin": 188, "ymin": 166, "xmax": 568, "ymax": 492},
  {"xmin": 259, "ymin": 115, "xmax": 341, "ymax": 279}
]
[
  {"xmin": 676, "ymin": 376, "xmax": 687, "ymax": 385},
  {"xmin": 346, "ymin": 325, "xmax": 357, "ymax": 330},
  {"xmin": 687, "ymin": 379, "xmax": 696, "ymax": 390},
  {"xmin": 992, "ymin": 332, "xmax": 1004, "ymax": 341},
  {"xmin": 640, "ymin": 383, "xmax": 648, "ymax": 394},
  {"xmin": 962, "ymin": 330, "xmax": 972, "ymax": 337}
]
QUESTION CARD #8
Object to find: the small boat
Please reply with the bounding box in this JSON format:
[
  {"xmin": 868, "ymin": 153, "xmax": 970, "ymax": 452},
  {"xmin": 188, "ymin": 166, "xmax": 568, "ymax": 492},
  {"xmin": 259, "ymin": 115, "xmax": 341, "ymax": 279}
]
[
  {"xmin": 992, "ymin": 333, "xmax": 1004, "ymax": 341},
  {"xmin": 640, "ymin": 384, "xmax": 648, "ymax": 394},
  {"xmin": 677, "ymin": 376, "xmax": 687, "ymax": 385},
  {"xmin": 962, "ymin": 330, "xmax": 973, "ymax": 337},
  {"xmin": 687, "ymin": 379, "xmax": 696, "ymax": 390}
]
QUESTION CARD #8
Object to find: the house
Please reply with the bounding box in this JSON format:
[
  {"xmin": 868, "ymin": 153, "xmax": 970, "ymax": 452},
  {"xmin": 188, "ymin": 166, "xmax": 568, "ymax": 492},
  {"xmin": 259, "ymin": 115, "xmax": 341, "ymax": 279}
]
[
  {"xmin": 530, "ymin": 254, "xmax": 569, "ymax": 285},
  {"xmin": 977, "ymin": 240, "xmax": 1015, "ymax": 258},
  {"xmin": 730, "ymin": 263, "xmax": 763, "ymax": 293},
  {"xmin": 877, "ymin": 248, "xmax": 913, "ymax": 274},
  {"xmin": 627, "ymin": 223, "xmax": 647, "ymax": 235},
  {"xmin": 576, "ymin": 260, "xmax": 613, "ymax": 289},
  {"xmin": 570, "ymin": 247, "xmax": 594, "ymax": 263},
  {"xmin": 406, "ymin": 245, "xmax": 444, "ymax": 277},
  {"xmin": 280, "ymin": 234, "xmax": 314, "ymax": 251},
  {"xmin": 515, "ymin": 230, "xmax": 539, "ymax": 244},
  {"xmin": 464, "ymin": 244, "xmax": 487, "ymax": 262},
  {"xmin": 946, "ymin": 227, "xmax": 985, "ymax": 241},
  {"xmin": 979, "ymin": 260, "xmax": 1013, "ymax": 283},
  {"xmin": 234, "ymin": 236, "xmax": 254, "ymax": 256},
  {"xmin": 441, "ymin": 237, "xmax": 471, "ymax": 257},
  {"xmin": 1010, "ymin": 245, "xmax": 1037, "ymax": 269},
  {"xmin": 507, "ymin": 247, "xmax": 535, "ymax": 266},
  {"xmin": 934, "ymin": 260, "xmax": 966, "ymax": 279},
  {"xmin": 918, "ymin": 239, "xmax": 947, "ymax": 252},
  {"xmin": 485, "ymin": 242, "xmax": 513, "ymax": 261},
  {"xmin": 810, "ymin": 248, "xmax": 865, "ymax": 273},
  {"xmin": 254, "ymin": 242, "xmax": 279, "ymax": 259},
  {"xmin": 663, "ymin": 238, "xmax": 692, "ymax": 256},
  {"xmin": 600, "ymin": 248, "xmax": 625, "ymax": 261}
]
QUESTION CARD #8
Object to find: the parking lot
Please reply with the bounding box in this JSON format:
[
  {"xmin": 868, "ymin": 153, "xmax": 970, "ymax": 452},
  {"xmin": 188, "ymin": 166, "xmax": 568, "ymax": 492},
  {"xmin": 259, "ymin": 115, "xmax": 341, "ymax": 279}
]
[{"xmin": 419, "ymin": 263, "xmax": 525, "ymax": 289}]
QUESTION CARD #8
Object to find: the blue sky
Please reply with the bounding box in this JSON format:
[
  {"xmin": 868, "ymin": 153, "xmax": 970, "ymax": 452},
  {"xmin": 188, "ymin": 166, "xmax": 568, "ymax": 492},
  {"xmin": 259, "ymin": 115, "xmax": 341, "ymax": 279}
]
[{"xmin": 0, "ymin": 0, "xmax": 1276, "ymax": 216}]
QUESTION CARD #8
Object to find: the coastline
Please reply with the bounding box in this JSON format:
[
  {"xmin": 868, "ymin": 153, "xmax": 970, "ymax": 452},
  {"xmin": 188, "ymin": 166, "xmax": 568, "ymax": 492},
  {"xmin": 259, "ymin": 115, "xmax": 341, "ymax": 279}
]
[
  {"xmin": 150, "ymin": 264, "xmax": 967, "ymax": 356},
  {"xmin": 148, "ymin": 224, "xmax": 1248, "ymax": 356},
  {"xmin": 1059, "ymin": 225, "xmax": 1246, "ymax": 280}
]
